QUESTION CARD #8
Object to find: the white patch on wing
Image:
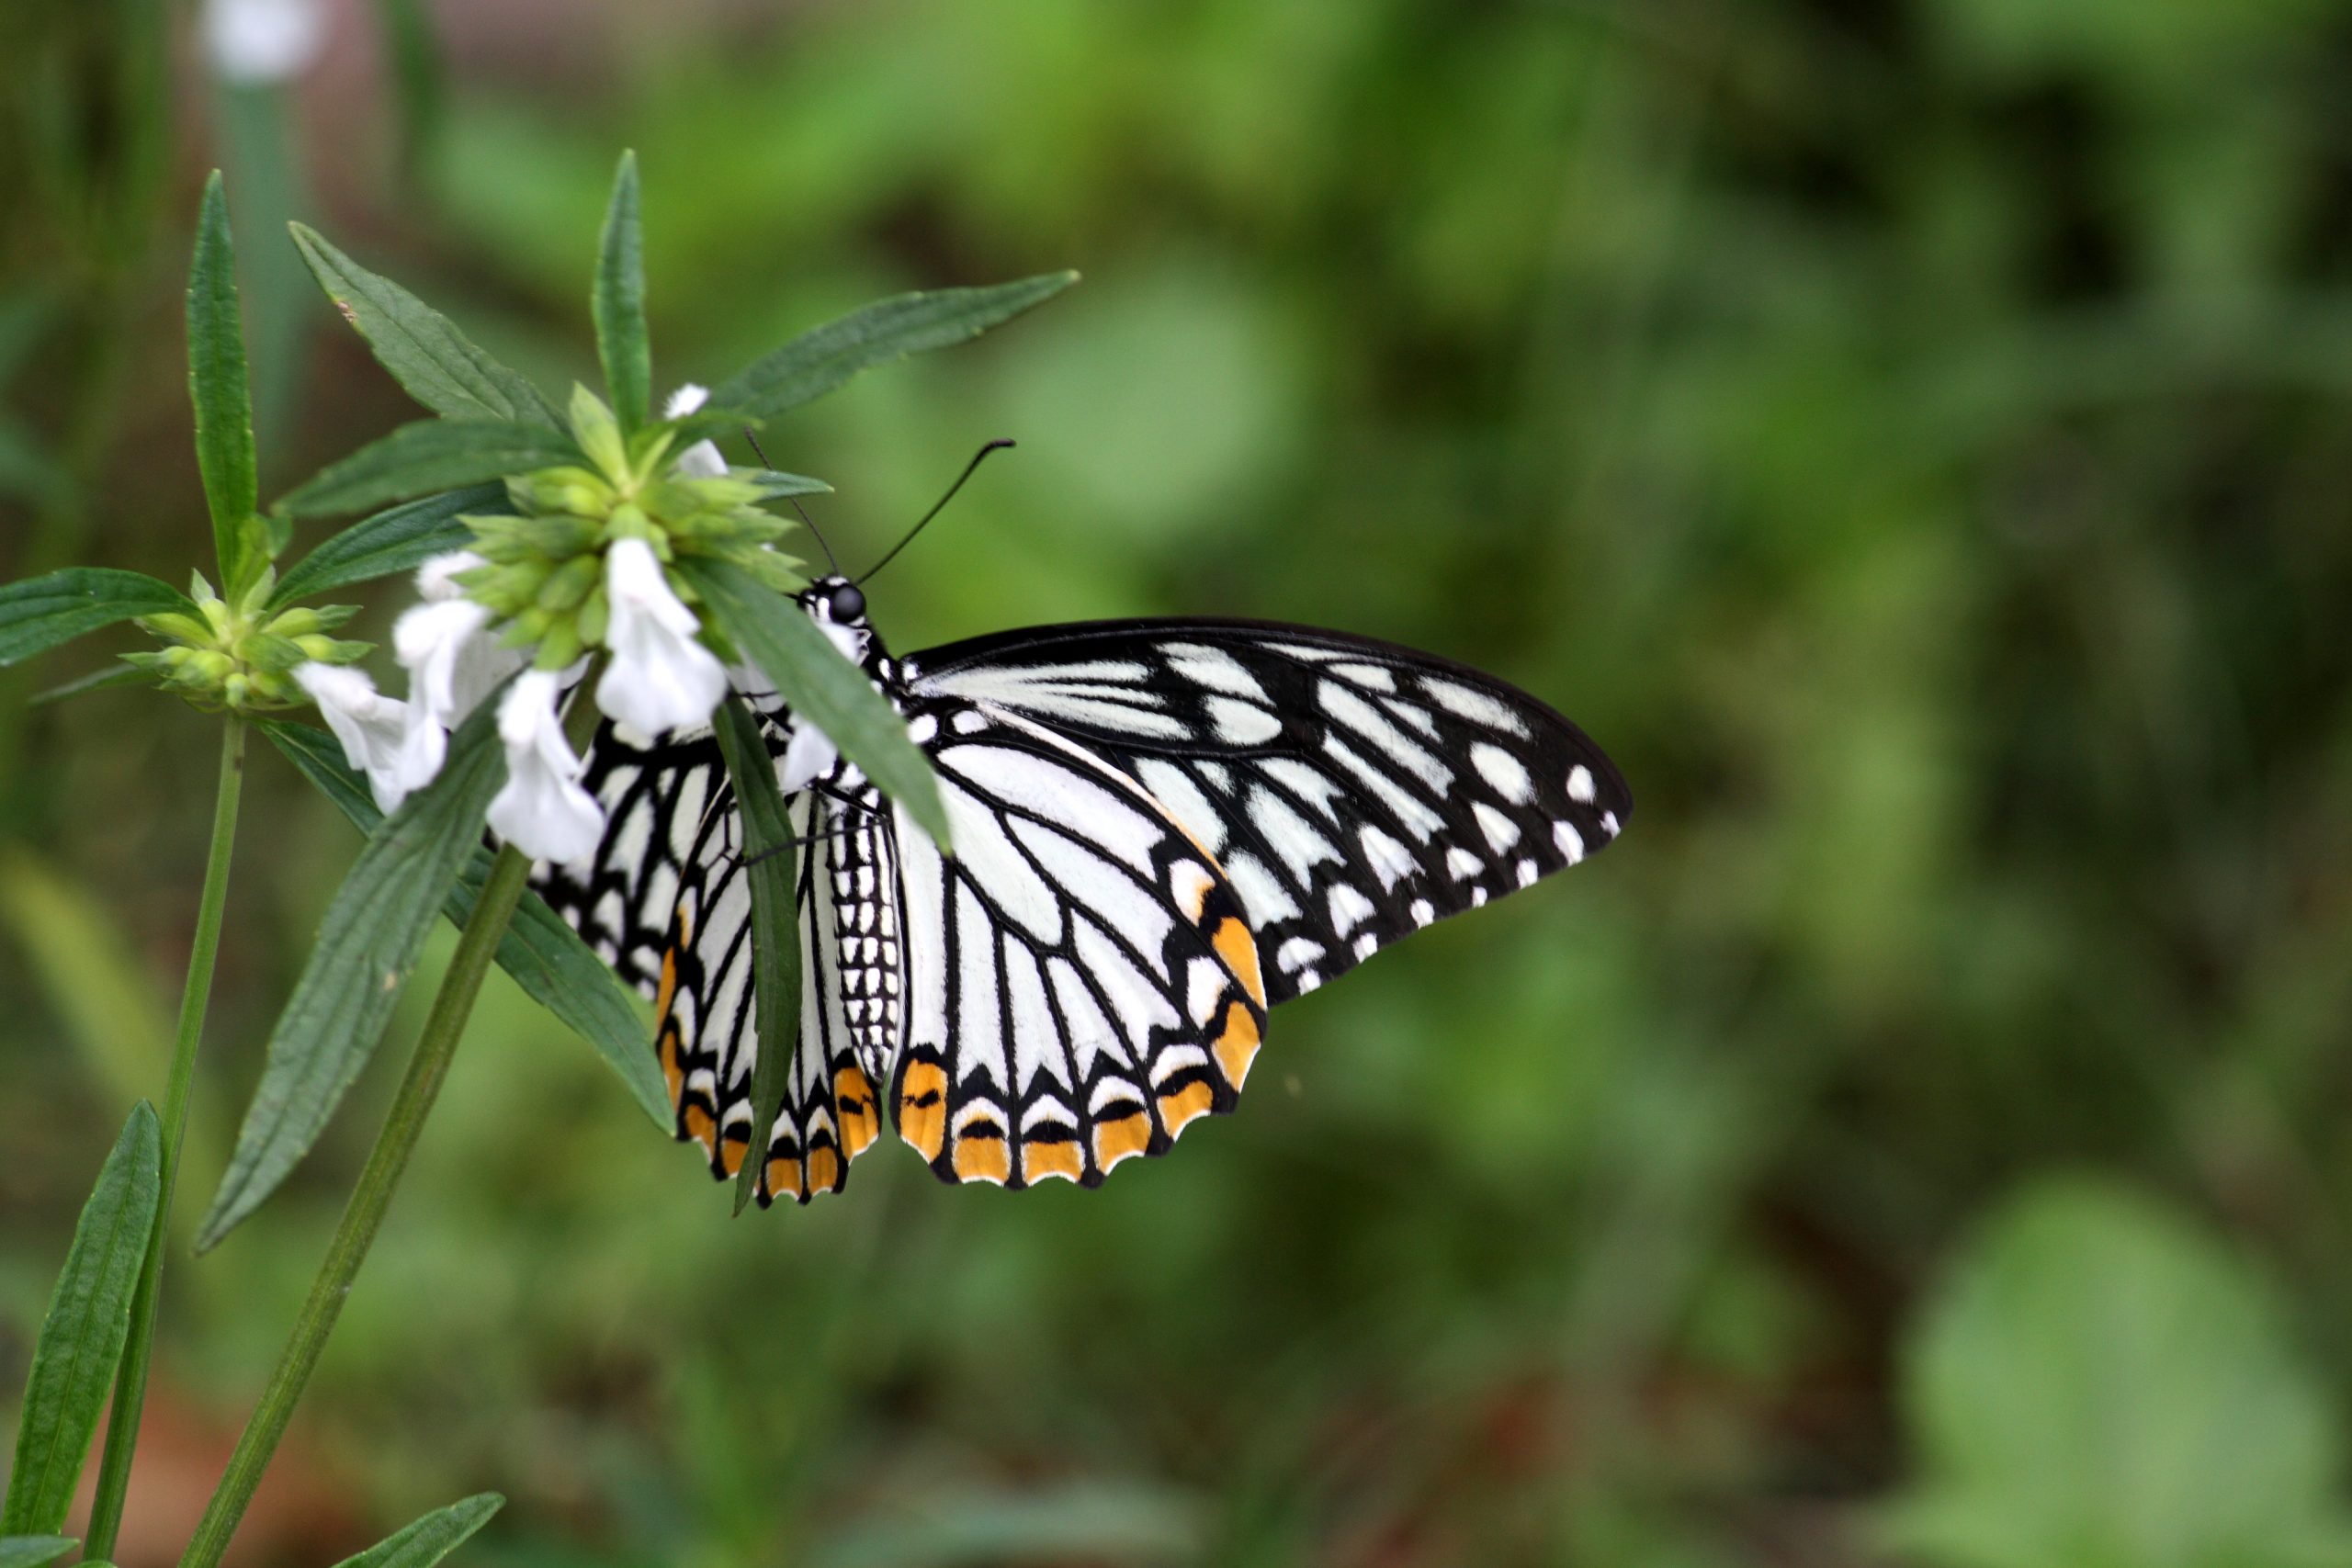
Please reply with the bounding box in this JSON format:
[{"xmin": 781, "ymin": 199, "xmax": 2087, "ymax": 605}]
[
  {"xmin": 1186, "ymin": 956, "xmax": 1227, "ymax": 1027},
  {"xmin": 1226, "ymin": 851, "xmax": 1302, "ymax": 924},
  {"xmin": 1422, "ymin": 675, "xmax": 1530, "ymax": 736},
  {"xmin": 1329, "ymin": 660, "xmax": 1396, "ymax": 691},
  {"xmin": 1359, "ymin": 824, "xmax": 1415, "ymax": 889},
  {"xmin": 947, "ymin": 744, "xmax": 1157, "ymax": 874},
  {"xmin": 1473, "ymin": 802, "xmax": 1521, "ymax": 853},
  {"xmin": 1250, "ymin": 788, "xmax": 1341, "ymax": 886},
  {"xmin": 1208, "ymin": 694, "xmax": 1282, "ymax": 745},
  {"xmin": 1004, "ymin": 937, "xmax": 1063, "ymax": 1093},
  {"xmin": 1328, "ymin": 882, "xmax": 1375, "ymax": 935},
  {"xmin": 1323, "ymin": 735, "xmax": 1445, "ymax": 840},
  {"xmin": 1275, "ymin": 936, "xmax": 1325, "ymax": 973},
  {"xmin": 1445, "ymin": 847, "xmax": 1483, "ymax": 881},
  {"xmin": 1263, "ymin": 759, "xmax": 1346, "ymax": 822},
  {"xmin": 1010, "ymin": 817, "xmax": 1174, "ymax": 956},
  {"xmin": 1471, "ymin": 743, "xmax": 1532, "ymax": 804},
  {"xmin": 1135, "ymin": 759, "xmax": 1227, "ymax": 853},
  {"xmin": 942, "ymin": 782, "xmax": 1062, "ymax": 943},
  {"xmin": 1048, "ymin": 956, "xmax": 1127, "ymax": 1077},
  {"xmin": 1318, "ymin": 682, "xmax": 1450, "ymax": 792},
  {"xmin": 1409, "ymin": 898, "xmax": 1434, "ymax": 926},
  {"xmin": 1567, "ymin": 764, "xmax": 1596, "ymax": 803},
  {"xmin": 1554, "ymin": 821, "xmax": 1586, "ymax": 863},
  {"xmin": 1166, "ymin": 643, "xmax": 1269, "ymax": 699}
]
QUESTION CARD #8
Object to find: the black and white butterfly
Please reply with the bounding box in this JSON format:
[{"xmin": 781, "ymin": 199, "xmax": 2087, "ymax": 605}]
[{"xmin": 536, "ymin": 575, "xmax": 1631, "ymax": 1203}]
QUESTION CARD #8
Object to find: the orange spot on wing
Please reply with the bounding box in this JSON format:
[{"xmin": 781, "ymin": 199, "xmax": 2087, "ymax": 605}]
[
  {"xmin": 1158, "ymin": 1080, "xmax": 1216, "ymax": 1135},
  {"xmin": 1021, "ymin": 1139, "xmax": 1083, "ymax": 1185},
  {"xmin": 898, "ymin": 1059, "xmax": 947, "ymax": 1161},
  {"xmin": 1211, "ymin": 917, "xmax": 1265, "ymax": 1007},
  {"xmin": 1093, "ymin": 1111, "xmax": 1151, "ymax": 1171},
  {"xmin": 765, "ymin": 1156, "xmax": 803, "ymax": 1201},
  {"xmin": 952, "ymin": 1134, "xmax": 1010, "ymax": 1185},
  {"xmin": 1214, "ymin": 1000, "xmax": 1262, "ymax": 1089},
  {"xmin": 654, "ymin": 944, "xmax": 679, "ymax": 1019},
  {"xmin": 684, "ymin": 1103, "xmax": 717, "ymax": 1154},
  {"xmin": 807, "ymin": 1145, "xmax": 842, "ymax": 1192},
  {"xmin": 719, "ymin": 1134, "xmax": 747, "ymax": 1178},
  {"xmin": 658, "ymin": 1027, "xmax": 684, "ymax": 1103},
  {"xmin": 834, "ymin": 1066, "xmax": 879, "ymax": 1157}
]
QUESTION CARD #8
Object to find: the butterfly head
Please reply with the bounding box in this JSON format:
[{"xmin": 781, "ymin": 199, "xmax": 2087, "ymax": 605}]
[{"xmin": 798, "ymin": 574, "xmax": 875, "ymax": 662}]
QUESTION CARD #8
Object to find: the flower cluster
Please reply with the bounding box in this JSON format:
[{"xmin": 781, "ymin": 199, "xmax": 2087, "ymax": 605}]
[
  {"xmin": 128, "ymin": 570, "xmax": 369, "ymax": 712},
  {"xmin": 299, "ymin": 384, "xmax": 804, "ymax": 865}
]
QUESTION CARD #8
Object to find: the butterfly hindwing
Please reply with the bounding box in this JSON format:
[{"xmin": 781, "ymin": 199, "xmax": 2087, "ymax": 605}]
[
  {"xmin": 889, "ymin": 702, "xmax": 1269, "ymax": 1188},
  {"xmin": 907, "ymin": 619, "xmax": 1631, "ymax": 1001}
]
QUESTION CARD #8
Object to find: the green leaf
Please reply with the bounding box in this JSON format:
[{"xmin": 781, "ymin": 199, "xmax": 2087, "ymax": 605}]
[
  {"xmin": 0, "ymin": 569, "xmax": 192, "ymax": 668},
  {"xmin": 674, "ymin": 556, "xmax": 948, "ymax": 848},
  {"xmin": 711, "ymin": 694, "xmax": 800, "ymax": 1213},
  {"xmin": 28, "ymin": 663, "xmax": 148, "ymax": 706},
  {"xmin": 0, "ymin": 1539, "xmax": 78, "ymax": 1568},
  {"xmin": 594, "ymin": 151, "xmax": 650, "ymax": 434},
  {"xmin": 278, "ymin": 419, "xmax": 582, "ymax": 519},
  {"xmin": 259, "ymin": 719, "xmax": 669, "ymax": 1130},
  {"xmin": 1885, "ymin": 1178, "xmax": 2352, "ymax": 1568},
  {"xmin": 710, "ymin": 272, "xmax": 1079, "ymax": 422},
  {"xmin": 329, "ymin": 1493, "xmax": 503, "ymax": 1568},
  {"xmin": 270, "ymin": 484, "xmax": 507, "ymax": 607},
  {"xmin": 742, "ymin": 469, "xmax": 833, "ymax": 500},
  {"xmin": 187, "ymin": 172, "xmax": 264, "ymax": 592},
  {"xmin": 1, "ymin": 1106, "xmax": 162, "ymax": 1536},
  {"xmin": 290, "ymin": 222, "xmax": 559, "ymax": 427},
  {"xmin": 198, "ymin": 691, "xmax": 511, "ymax": 1251}
]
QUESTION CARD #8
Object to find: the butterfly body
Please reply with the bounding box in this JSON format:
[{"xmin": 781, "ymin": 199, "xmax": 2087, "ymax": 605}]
[{"xmin": 538, "ymin": 577, "xmax": 1630, "ymax": 1204}]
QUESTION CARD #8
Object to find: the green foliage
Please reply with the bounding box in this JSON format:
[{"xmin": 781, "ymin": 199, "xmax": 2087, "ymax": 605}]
[
  {"xmin": 185, "ymin": 173, "xmax": 266, "ymax": 590},
  {"xmin": 1889, "ymin": 1180, "xmax": 2352, "ymax": 1568},
  {"xmin": 0, "ymin": 1540, "xmax": 77, "ymax": 1568},
  {"xmin": 711, "ymin": 694, "xmax": 801, "ymax": 1214},
  {"xmin": 269, "ymin": 484, "xmax": 510, "ymax": 606},
  {"xmin": 329, "ymin": 1493, "xmax": 503, "ymax": 1568},
  {"xmin": 258, "ymin": 718, "xmax": 670, "ymax": 1130},
  {"xmin": 198, "ymin": 693, "xmax": 511, "ymax": 1249},
  {"xmin": 711, "ymin": 272, "xmax": 1078, "ymax": 421},
  {"xmin": 289, "ymin": 222, "xmax": 559, "ymax": 426},
  {"xmin": 0, "ymin": 570, "xmax": 191, "ymax": 667},
  {"xmin": 1, "ymin": 1105, "xmax": 161, "ymax": 1536},
  {"xmin": 277, "ymin": 418, "xmax": 584, "ymax": 519},
  {"xmin": 676, "ymin": 556, "xmax": 948, "ymax": 846},
  {"xmin": 593, "ymin": 152, "xmax": 650, "ymax": 434}
]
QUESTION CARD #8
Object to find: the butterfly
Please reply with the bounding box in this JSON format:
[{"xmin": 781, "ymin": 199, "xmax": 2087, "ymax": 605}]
[{"xmin": 536, "ymin": 574, "xmax": 1631, "ymax": 1204}]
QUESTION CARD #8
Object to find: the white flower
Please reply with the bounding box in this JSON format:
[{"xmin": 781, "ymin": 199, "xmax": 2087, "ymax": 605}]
[
  {"xmin": 393, "ymin": 580, "xmax": 524, "ymax": 734},
  {"xmin": 415, "ymin": 549, "xmax": 485, "ymax": 604},
  {"xmin": 663, "ymin": 383, "xmax": 727, "ymax": 479},
  {"xmin": 595, "ymin": 537, "xmax": 729, "ymax": 737},
  {"xmin": 202, "ymin": 0, "xmax": 325, "ymax": 83},
  {"xmin": 295, "ymin": 662, "xmax": 440, "ymax": 814},
  {"xmin": 487, "ymin": 671, "xmax": 605, "ymax": 867}
]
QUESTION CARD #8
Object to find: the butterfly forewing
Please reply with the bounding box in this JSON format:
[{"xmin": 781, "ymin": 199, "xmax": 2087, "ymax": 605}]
[{"xmin": 907, "ymin": 619, "xmax": 1630, "ymax": 1001}]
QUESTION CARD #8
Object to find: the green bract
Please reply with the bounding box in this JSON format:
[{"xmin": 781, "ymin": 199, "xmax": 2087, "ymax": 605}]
[
  {"xmin": 122, "ymin": 569, "xmax": 367, "ymax": 712},
  {"xmin": 453, "ymin": 385, "xmax": 807, "ymax": 673}
]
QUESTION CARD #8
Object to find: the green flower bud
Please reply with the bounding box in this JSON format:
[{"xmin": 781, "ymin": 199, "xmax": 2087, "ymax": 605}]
[{"xmin": 535, "ymin": 553, "xmax": 601, "ymax": 614}]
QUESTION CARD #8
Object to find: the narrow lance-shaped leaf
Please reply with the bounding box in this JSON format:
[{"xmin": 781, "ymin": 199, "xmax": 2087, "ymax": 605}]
[
  {"xmin": 198, "ymin": 690, "xmax": 512, "ymax": 1250},
  {"xmin": 270, "ymin": 484, "xmax": 508, "ymax": 607},
  {"xmin": 712, "ymin": 694, "xmax": 800, "ymax": 1213},
  {"xmin": 1, "ymin": 1105, "xmax": 162, "ymax": 1536},
  {"xmin": 594, "ymin": 151, "xmax": 650, "ymax": 434},
  {"xmin": 259, "ymin": 719, "xmax": 668, "ymax": 1130},
  {"xmin": 0, "ymin": 1540, "xmax": 79, "ymax": 1568},
  {"xmin": 187, "ymin": 173, "xmax": 264, "ymax": 592},
  {"xmin": 291, "ymin": 222, "xmax": 559, "ymax": 427},
  {"xmin": 674, "ymin": 556, "xmax": 949, "ymax": 849},
  {"xmin": 330, "ymin": 1493, "xmax": 503, "ymax": 1568},
  {"xmin": 0, "ymin": 569, "xmax": 192, "ymax": 668},
  {"xmin": 277, "ymin": 419, "xmax": 582, "ymax": 519},
  {"xmin": 710, "ymin": 272, "xmax": 1079, "ymax": 422}
]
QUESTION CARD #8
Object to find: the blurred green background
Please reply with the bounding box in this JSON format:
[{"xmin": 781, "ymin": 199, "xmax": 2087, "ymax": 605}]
[{"xmin": 6, "ymin": 1, "xmax": 2352, "ymax": 1564}]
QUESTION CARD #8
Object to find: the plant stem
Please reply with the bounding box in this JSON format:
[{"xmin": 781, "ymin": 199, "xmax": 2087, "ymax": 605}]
[
  {"xmin": 176, "ymin": 842, "xmax": 534, "ymax": 1568},
  {"xmin": 84, "ymin": 717, "xmax": 247, "ymax": 1562}
]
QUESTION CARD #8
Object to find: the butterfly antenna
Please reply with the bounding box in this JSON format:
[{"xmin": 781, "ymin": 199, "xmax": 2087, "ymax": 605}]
[
  {"xmin": 744, "ymin": 424, "xmax": 842, "ymax": 576},
  {"xmin": 856, "ymin": 438, "xmax": 1015, "ymax": 586}
]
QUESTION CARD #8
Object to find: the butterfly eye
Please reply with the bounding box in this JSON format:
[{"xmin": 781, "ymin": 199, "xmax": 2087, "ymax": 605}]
[{"xmin": 829, "ymin": 583, "xmax": 866, "ymax": 621}]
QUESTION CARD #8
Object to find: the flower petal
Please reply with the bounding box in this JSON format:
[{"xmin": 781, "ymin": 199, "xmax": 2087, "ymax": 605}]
[
  {"xmin": 596, "ymin": 537, "xmax": 729, "ymax": 736},
  {"xmin": 487, "ymin": 671, "xmax": 605, "ymax": 867}
]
